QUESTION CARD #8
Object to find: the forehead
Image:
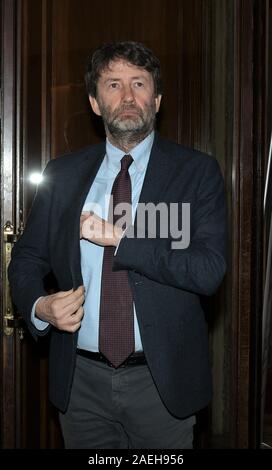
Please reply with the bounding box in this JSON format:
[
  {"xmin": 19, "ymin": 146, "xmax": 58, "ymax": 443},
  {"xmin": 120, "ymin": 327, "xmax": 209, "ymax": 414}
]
[{"xmin": 99, "ymin": 59, "xmax": 153, "ymax": 81}]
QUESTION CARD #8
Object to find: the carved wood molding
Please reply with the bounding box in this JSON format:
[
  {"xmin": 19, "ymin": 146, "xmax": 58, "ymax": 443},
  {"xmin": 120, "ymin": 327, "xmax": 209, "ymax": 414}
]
[{"xmin": 232, "ymin": 0, "xmax": 268, "ymax": 448}]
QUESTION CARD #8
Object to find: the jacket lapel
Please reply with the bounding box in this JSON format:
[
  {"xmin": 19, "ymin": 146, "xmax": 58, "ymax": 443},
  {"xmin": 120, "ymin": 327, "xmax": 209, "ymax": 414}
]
[
  {"xmin": 137, "ymin": 133, "xmax": 177, "ymax": 206},
  {"xmin": 68, "ymin": 144, "xmax": 106, "ymax": 288}
]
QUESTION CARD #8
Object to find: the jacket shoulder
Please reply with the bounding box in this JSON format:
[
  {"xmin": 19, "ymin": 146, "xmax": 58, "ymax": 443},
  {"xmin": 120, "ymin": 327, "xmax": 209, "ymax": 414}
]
[
  {"xmin": 157, "ymin": 135, "xmax": 216, "ymax": 166},
  {"xmin": 43, "ymin": 142, "xmax": 105, "ymax": 176}
]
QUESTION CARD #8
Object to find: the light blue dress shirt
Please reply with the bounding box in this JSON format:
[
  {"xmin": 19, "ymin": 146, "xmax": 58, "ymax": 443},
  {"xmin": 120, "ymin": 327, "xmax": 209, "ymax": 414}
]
[{"xmin": 32, "ymin": 132, "xmax": 154, "ymax": 352}]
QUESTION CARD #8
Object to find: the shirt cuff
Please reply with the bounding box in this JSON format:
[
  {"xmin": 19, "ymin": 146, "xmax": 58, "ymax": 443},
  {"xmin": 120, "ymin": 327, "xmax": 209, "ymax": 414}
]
[{"xmin": 31, "ymin": 297, "xmax": 50, "ymax": 330}]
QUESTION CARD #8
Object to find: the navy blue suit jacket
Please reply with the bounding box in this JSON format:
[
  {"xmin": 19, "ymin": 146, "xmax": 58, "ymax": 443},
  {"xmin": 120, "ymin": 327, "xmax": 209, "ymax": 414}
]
[{"xmin": 8, "ymin": 133, "xmax": 227, "ymax": 417}]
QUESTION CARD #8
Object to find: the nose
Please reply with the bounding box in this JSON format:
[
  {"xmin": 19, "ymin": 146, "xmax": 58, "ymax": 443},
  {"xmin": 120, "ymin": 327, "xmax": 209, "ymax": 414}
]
[{"xmin": 122, "ymin": 84, "xmax": 135, "ymax": 103}]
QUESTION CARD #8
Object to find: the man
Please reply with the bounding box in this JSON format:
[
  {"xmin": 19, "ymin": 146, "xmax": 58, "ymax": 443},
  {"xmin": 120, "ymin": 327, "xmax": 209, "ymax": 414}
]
[{"xmin": 8, "ymin": 41, "xmax": 227, "ymax": 449}]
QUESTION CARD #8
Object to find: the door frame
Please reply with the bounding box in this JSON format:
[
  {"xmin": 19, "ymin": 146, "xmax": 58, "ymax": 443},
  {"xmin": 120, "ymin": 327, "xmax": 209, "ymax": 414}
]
[
  {"xmin": 230, "ymin": 0, "xmax": 268, "ymax": 448},
  {"xmin": 0, "ymin": 0, "xmax": 23, "ymax": 448}
]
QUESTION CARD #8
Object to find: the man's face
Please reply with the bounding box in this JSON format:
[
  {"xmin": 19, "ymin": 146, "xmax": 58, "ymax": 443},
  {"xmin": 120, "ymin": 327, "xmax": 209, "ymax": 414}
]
[{"xmin": 89, "ymin": 60, "xmax": 161, "ymax": 138}]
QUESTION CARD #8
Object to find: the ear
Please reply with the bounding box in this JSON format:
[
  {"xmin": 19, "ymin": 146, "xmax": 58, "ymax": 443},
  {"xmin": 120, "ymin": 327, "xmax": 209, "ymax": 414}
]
[
  {"xmin": 155, "ymin": 94, "xmax": 162, "ymax": 113},
  {"xmin": 88, "ymin": 96, "xmax": 102, "ymax": 116}
]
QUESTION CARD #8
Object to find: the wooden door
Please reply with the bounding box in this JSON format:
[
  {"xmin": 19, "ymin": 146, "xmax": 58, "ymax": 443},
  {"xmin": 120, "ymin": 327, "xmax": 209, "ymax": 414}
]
[
  {"xmin": 1, "ymin": 0, "xmax": 21, "ymax": 448},
  {"xmin": 0, "ymin": 0, "xmax": 62, "ymax": 448}
]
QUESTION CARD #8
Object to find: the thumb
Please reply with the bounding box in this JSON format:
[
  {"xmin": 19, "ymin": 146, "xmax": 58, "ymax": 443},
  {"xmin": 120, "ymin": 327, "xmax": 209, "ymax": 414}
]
[{"xmin": 57, "ymin": 289, "xmax": 74, "ymax": 298}]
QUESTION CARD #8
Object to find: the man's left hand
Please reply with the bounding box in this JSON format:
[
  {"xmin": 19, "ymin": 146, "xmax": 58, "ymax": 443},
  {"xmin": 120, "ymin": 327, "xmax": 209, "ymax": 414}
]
[{"xmin": 80, "ymin": 211, "xmax": 123, "ymax": 247}]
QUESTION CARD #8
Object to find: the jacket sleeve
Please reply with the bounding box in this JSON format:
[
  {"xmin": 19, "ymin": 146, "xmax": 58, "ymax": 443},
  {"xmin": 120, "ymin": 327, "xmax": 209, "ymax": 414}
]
[
  {"xmin": 113, "ymin": 157, "xmax": 227, "ymax": 296},
  {"xmin": 8, "ymin": 162, "xmax": 55, "ymax": 339}
]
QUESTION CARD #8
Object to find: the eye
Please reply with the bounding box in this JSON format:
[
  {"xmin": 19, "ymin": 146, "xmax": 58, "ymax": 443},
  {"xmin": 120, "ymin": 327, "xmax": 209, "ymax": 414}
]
[
  {"xmin": 134, "ymin": 81, "xmax": 144, "ymax": 88},
  {"xmin": 109, "ymin": 82, "xmax": 119, "ymax": 89}
]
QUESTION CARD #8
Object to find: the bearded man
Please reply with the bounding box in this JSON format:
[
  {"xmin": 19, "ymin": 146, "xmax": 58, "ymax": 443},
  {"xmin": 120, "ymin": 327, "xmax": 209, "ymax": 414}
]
[{"xmin": 9, "ymin": 41, "xmax": 227, "ymax": 449}]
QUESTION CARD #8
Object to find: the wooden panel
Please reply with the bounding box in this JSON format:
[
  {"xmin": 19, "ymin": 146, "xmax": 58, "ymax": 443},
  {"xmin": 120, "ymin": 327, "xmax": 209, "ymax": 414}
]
[
  {"xmin": 252, "ymin": 0, "xmax": 269, "ymax": 448},
  {"xmin": 231, "ymin": 0, "xmax": 268, "ymax": 448},
  {"xmin": 231, "ymin": 0, "xmax": 254, "ymax": 448},
  {"xmin": 178, "ymin": 0, "xmax": 212, "ymax": 151},
  {"xmin": 51, "ymin": 0, "xmax": 180, "ymax": 156},
  {"xmin": 1, "ymin": 0, "xmax": 19, "ymax": 449}
]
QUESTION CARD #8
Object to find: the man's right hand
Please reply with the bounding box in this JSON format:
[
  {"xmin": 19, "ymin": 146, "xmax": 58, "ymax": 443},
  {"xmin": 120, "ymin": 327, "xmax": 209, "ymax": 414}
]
[{"xmin": 35, "ymin": 286, "xmax": 85, "ymax": 333}]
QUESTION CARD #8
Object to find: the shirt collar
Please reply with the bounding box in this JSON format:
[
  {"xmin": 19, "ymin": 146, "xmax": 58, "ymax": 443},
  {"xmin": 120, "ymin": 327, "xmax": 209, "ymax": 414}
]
[{"xmin": 105, "ymin": 131, "xmax": 154, "ymax": 174}]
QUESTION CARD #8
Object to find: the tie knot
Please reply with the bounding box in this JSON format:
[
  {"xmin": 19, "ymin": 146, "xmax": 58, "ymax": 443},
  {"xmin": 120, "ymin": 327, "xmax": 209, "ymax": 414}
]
[{"xmin": 121, "ymin": 154, "xmax": 133, "ymax": 171}]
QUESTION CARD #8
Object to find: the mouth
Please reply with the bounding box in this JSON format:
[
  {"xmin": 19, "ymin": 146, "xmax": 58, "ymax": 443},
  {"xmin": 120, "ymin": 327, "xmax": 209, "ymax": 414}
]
[{"xmin": 120, "ymin": 109, "xmax": 139, "ymax": 116}]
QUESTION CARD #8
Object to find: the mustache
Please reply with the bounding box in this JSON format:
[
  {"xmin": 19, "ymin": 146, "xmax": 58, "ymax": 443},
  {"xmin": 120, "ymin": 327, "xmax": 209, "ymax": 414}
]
[{"xmin": 114, "ymin": 104, "xmax": 143, "ymax": 116}]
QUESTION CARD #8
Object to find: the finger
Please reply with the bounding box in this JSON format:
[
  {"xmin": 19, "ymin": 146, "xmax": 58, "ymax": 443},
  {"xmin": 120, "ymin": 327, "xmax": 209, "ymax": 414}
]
[
  {"xmin": 80, "ymin": 215, "xmax": 92, "ymax": 236},
  {"xmin": 69, "ymin": 306, "xmax": 84, "ymax": 324},
  {"xmin": 81, "ymin": 213, "xmax": 91, "ymax": 222},
  {"xmin": 58, "ymin": 320, "xmax": 82, "ymax": 333},
  {"xmin": 60, "ymin": 286, "xmax": 85, "ymax": 301},
  {"xmin": 71, "ymin": 287, "xmax": 85, "ymax": 301},
  {"xmin": 56, "ymin": 289, "xmax": 74, "ymax": 298},
  {"xmin": 61, "ymin": 295, "xmax": 85, "ymax": 314},
  {"xmin": 67, "ymin": 321, "xmax": 82, "ymax": 333},
  {"xmin": 91, "ymin": 213, "xmax": 103, "ymax": 221},
  {"xmin": 81, "ymin": 219, "xmax": 95, "ymax": 239},
  {"xmin": 52, "ymin": 289, "xmax": 85, "ymax": 314},
  {"xmin": 53, "ymin": 301, "xmax": 84, "ymax": 330},
  {"xmin": 77, "ymin": 285, "xmax": 85, "ymax": 293},
  {"xmin": 53, "ymin": 304, "xmax": 83, "ymax": 328}
]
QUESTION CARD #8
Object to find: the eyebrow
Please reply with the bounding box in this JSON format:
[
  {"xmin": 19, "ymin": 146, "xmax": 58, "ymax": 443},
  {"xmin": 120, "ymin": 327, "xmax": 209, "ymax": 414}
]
[{"xmin": 104, "ymin": 76, "xmax": 148, "ymax": 83}]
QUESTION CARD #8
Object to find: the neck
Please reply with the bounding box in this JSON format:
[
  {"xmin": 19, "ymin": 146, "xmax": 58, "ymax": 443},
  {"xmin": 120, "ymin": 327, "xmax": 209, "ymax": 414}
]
[{"xmin": 105, "ymin": 128, "xmax": 153, "ymax": 153}]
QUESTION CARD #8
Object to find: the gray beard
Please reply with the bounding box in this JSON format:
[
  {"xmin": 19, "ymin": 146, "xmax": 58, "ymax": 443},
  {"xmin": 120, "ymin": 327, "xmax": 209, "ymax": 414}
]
[
  {"xmin": 105, "ymin": 115, "xmax": 155, "ymax": 151},
  {"xmin": 99, "ymin": 101, "xmax": 157, "ymax": 152}
]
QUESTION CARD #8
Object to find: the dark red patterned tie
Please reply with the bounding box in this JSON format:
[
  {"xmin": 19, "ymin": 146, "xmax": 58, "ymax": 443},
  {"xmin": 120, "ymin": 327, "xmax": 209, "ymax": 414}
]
[{"xmin": 99, "ymin": 154, "xmax": 134, "ymax": 367}]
